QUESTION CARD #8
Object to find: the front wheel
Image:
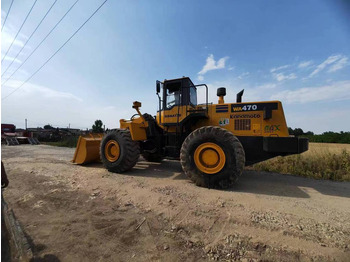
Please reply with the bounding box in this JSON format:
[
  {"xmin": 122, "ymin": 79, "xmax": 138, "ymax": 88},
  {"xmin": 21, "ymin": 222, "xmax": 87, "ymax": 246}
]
[
  {"xmin": 180, "ymin": 126, "xmax": 245, "ymax": 188},
  {"xmin": 100, "ymin": 129, "xmax": 140, "ymax": 173}
]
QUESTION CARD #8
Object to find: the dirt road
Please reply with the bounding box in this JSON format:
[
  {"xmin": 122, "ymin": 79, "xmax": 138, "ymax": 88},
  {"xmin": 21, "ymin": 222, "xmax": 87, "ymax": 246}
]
[{"xmin": 2, "ymin": 145, "xmax": 350, "ymax": 261}]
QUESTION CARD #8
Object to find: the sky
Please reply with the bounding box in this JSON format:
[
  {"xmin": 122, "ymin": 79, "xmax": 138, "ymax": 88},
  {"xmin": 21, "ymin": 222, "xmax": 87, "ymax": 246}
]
[{"xmin": 1, "ymin": 0, "xmax": 350, "ymax": 134}]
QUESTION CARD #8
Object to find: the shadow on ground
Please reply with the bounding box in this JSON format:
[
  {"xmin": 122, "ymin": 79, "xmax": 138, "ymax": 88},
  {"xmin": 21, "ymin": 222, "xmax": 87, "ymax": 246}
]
[
  {"xmin": 80, "ymin": 159, "xmax": 350, "ymax": 199},
  {"xmin": 234, "ymin": 170, "xmax": 350, "ymax": 199}
]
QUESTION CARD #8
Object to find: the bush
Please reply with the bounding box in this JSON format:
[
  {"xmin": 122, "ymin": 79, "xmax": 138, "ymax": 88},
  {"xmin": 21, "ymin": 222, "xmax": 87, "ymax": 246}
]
[
  {"xmin": 252, "ymin": 148, "xmax": 350, "ymax": 181},
  {"xmin": 45, "ymin": 136, "xmax": 79, "ymax": 148}
]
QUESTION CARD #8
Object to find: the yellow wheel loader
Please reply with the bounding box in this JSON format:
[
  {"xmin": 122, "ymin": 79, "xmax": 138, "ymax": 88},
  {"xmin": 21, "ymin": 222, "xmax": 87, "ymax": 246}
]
[{"xmin": 73, "ymin": 77, "xmax": 308, "ymax": 188}]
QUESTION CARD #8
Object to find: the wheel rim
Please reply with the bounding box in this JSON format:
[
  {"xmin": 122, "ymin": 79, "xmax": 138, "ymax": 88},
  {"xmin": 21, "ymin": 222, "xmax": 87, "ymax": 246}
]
[
  {"xmin": 194, "ymin": 142, "xmax": 226, "ymax": 174},
  {"xmin": 105, "ymin": 140, "xmax": 120, "ymax": 162}
]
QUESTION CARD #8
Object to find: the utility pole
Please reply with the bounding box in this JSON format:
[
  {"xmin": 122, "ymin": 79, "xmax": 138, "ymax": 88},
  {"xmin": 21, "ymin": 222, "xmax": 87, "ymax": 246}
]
[
  {"xmin": 69, "ymin": 123, "xmax": 70, "ymax": 129},
  {"xmin": 25, "ymin": 119, "xmax": 27, "ymax": 130}
]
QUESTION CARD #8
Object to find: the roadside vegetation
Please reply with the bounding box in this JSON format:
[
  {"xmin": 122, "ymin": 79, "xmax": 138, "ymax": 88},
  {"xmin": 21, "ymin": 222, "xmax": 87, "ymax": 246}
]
[
  {"xmin": 43, "ymin": 120, "xmax": 104, "ymax": 148},
  {"xmin": 288, "ymin": 128, "xmax": 350, "ymax": 144},
  {"xmin": 45, "ymin": 136, "xmax": 79, "ymax": 148},
  {"xmin": 252, "ymin": 143, "xmax": 350, "ymax": 181}
]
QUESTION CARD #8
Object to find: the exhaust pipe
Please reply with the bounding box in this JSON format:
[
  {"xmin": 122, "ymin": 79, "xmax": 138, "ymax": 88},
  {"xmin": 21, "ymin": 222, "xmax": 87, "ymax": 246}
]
[{"xmin": 236, "ymin": 89, "xmax": 244, "ymax": 103}]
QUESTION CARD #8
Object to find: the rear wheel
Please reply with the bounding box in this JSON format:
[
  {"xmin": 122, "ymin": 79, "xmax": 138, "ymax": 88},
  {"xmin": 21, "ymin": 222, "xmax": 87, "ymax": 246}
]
[
  {"xmin": 180, "ymin": 126, "xmax": 245, "ymax": 188},
  {"xmin": 100, "ymin": 129, "xmax": 140, "ymax": 172}
]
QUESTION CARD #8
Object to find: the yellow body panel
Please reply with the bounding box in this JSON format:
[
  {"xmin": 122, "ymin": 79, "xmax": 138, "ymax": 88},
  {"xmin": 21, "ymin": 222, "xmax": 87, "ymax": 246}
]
[
  {"xmin": 156, "ymin": 105, "xmax": 193, "ymax": 126},
  {"xmin": 72, "ymin": 133, "xmax": 103, "ymax": 164},
  {"xmin": 120, "ymin": 116, "xmax": 148, "ymax": 141},
  {"xmin": 157, "ymin": 101, "xmax": 289, "ymax": 138}
]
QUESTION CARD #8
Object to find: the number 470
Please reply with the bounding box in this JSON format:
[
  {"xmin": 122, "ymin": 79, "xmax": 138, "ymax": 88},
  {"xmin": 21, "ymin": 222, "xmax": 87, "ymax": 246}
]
[{"xmin": 242, "ymin": 105, "xmax": 257, "ymax": 111}]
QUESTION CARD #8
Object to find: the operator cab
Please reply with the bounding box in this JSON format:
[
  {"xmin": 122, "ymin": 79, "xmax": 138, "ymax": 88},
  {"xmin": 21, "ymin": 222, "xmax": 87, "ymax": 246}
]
[
  {"xmin": 155, "ymin": 77, "xmax": 208, "ymax": 129},
  {"xmin": 157, "ymin": 77, "xmax": 197, "ymax": 111}
]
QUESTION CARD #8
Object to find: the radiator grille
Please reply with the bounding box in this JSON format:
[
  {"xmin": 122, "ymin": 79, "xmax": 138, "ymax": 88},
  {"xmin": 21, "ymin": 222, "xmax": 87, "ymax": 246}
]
[{"xmin": 234, "ymin": 119, "xmax": 251, "ymax": 131}]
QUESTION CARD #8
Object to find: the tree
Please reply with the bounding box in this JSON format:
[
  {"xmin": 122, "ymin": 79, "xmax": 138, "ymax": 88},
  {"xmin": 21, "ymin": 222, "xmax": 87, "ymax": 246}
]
[
  {"xmin": 304, "ymin": 131, "xmax": 314, "ymax": 136},
  {"xmin": 293, "ymin": 128, "xmax": 304, "ymax": 137},
  {"xmin": 288, "ymin": 127, "xmax": 294, "ymax": 135},
  {"xmin": 44, "ymin": 124, "xmax": 54, "ymax": 129},
  {"xmin": 92, "ymin": 120, "xmax": 104, "ymax": 133}
]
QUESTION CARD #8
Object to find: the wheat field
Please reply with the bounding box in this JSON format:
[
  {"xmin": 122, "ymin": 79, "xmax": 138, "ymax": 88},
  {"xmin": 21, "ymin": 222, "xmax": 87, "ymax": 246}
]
[{"xmin": 252, "ymin": 143, "xmax": 350, "ymax": 181}]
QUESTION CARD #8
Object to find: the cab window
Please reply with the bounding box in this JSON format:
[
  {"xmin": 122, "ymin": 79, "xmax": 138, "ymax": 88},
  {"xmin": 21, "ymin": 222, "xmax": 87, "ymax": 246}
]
[
  {"xmin": 190, "ymin": 87, "xmax": 197, "ymax": 106},
  {"xmin": 166, "ymin": 89, "xmax": 181, "ymax": 109}
]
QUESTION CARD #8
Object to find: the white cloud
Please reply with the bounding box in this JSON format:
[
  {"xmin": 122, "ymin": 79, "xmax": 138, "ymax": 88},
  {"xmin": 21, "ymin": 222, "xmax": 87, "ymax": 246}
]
[
  {"xmin": 298, "ymin": 60, "xmax": 313, "ymax": 68},
  {"xmin": 1, "ymin": 25, "xmax": 26, "ymax": 52},
  {"xmin": 3, "ymin": 55, "xmax": 22, "ymax": 64},
  {"xmin": 198, "ymin": 54, "xmax": 229, "ymax": 75},
  {"xmin": 270, "ymin": 64, "xmax": 290, "ymax": 73},
  {"xmin": 257, "ymin": 83, "xmax": 277, "ymax": 89},
  {"xmin": 3, "ymin": 81, "xmax": 83, "ymax": 102},
  {"xmin": 197, "ymin": 75, "xmax": 204, "ymax": 81},
  {"xmin": 1, "ymin": 82, "xmax": 127, "ymax": 130},
  {"xmin": 270, "ymin": 80, "xmax": 350, "ymax": 104},
  {"xmin": 309, "ymin": 54, "xmax": 346, "ymax": 77},
  {"xmin": 272, "ymin": 72, "xmax": 297, "ymax": 82},
  {"xmin": 237, "ymin": 72, "xmax": 249, "ymax": 79},
  {"xmin": 328, "ymin": 57, "xmax": 348, "ymax": 73},
  {"xmin": 228, "ymin": 66, "xmax": 235, "ymax": 71}
]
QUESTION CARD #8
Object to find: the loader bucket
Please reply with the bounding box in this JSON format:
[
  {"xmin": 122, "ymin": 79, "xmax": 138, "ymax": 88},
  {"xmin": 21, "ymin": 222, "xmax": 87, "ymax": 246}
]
[{"xmin": 72, "ymin": 133, "xmax": 104, "ymax": 164}]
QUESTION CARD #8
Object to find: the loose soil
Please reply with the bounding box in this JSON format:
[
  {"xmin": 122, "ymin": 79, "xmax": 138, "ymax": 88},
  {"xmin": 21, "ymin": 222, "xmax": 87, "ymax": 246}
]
[{"xmin": 2, "ymin": 145, "xmax": 350, "ymax": 261}]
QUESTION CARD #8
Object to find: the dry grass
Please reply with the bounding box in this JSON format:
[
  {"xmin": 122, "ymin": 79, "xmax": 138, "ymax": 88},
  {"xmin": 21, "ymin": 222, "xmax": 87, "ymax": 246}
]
[{"xmin": 252, "ymin": 143, "xmax": 350, "ymax": 181}]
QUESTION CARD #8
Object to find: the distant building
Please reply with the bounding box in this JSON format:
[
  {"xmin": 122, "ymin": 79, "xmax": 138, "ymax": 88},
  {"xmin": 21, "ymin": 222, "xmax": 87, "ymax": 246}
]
[
  {"xmin": 2, "ymin": 124, "xmax": 86, "ymax": 142},
  {"xmin": 60, "ymin": 128, "xmax": 81, "ymax": 135},
  {"xmin": 1, "ymin": 124, "xmax": 16, "ymax": 134}
]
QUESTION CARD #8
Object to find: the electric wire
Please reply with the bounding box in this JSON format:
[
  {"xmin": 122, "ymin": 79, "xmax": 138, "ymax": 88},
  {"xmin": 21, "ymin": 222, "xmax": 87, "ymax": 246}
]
[
  {"xmin": 2, "ymin": 0, "xmax": 108, "ymax": 101},
  {"xmin": 1, "ymin": 0, "xmax": 79, "ymax": 85},
  {"xmin": 1, "ymin": 0, "xmax": 14, "ymax": 31},
  {"xmin": 2, "ymin": 0, "xmax": 58, "ymax": 77},
  {"xmin": 1, "ymin": 0, "xmax": 38, "ymax": 63}
]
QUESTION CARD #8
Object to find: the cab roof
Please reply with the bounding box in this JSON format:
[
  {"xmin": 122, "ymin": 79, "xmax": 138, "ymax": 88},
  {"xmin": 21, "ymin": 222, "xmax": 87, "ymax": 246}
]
[{"xmin": 163, "ymin": 77, "xmax": 195, "ymax": 87}]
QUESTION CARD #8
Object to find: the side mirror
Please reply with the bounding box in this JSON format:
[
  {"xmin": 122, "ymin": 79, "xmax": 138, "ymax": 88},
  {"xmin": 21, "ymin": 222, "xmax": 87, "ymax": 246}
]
[{"xmin": 156, "ymin": 81, "xmax": 161, "ymax": 93}]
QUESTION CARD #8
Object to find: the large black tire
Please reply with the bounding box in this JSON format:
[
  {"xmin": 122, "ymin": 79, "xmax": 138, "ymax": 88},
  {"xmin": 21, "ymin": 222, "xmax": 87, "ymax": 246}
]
[
  {"xmin": 100, "ymin": 129, "xmax": 140, "ymax": 173},
  {"xmin": 180, "ymin": 126, "xmax": 245, "ymax": 188}
]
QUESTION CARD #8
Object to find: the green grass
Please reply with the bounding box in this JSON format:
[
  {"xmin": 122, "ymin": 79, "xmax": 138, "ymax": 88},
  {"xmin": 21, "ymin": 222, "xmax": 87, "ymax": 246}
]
[
  {"xmin": 251, "ymin": 143, "xmax": 350, "ymax": 181},
  {"xmin": 44, "ymin": 136, "xmax": 79, "ymax": 148}
]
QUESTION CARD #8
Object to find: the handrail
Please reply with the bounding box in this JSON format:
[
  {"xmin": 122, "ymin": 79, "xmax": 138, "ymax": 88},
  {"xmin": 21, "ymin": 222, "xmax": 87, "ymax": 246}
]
[{"xmin": 194, "ymin": 84, "xmax": 209, "ymax": 113}]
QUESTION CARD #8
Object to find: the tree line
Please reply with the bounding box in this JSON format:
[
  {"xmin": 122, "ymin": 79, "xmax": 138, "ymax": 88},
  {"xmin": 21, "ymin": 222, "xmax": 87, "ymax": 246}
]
[{"xmin": 288, "ymin": 127, "xmax": 350, "ymax": 144}]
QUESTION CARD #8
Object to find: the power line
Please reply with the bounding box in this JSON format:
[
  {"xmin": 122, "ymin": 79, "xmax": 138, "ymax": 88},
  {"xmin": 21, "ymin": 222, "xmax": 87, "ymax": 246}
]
[
  {"xmin": 1, "ymin": 0, "xmax": 80, "ymax": 85},
  {"xmin": 1, "ymin": 0, "xmax": 15, "ymax": 31},
  {"xmin": 2, "ymin": 0, "xmax": 58, "ymax": 78},
  {"xmin": 1, "ymin": 0, "xmax": 38, "ymax": 63},
  {"xmin": 2, "ymin": 0, "xmax": 108, "ymax": 101}
]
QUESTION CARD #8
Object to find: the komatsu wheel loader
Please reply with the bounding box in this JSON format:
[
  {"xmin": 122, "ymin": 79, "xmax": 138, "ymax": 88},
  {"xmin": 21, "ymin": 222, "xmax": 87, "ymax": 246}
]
[{"xmin": 73, "ymin": 77, "xmax": 308, "ymax": 188}]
